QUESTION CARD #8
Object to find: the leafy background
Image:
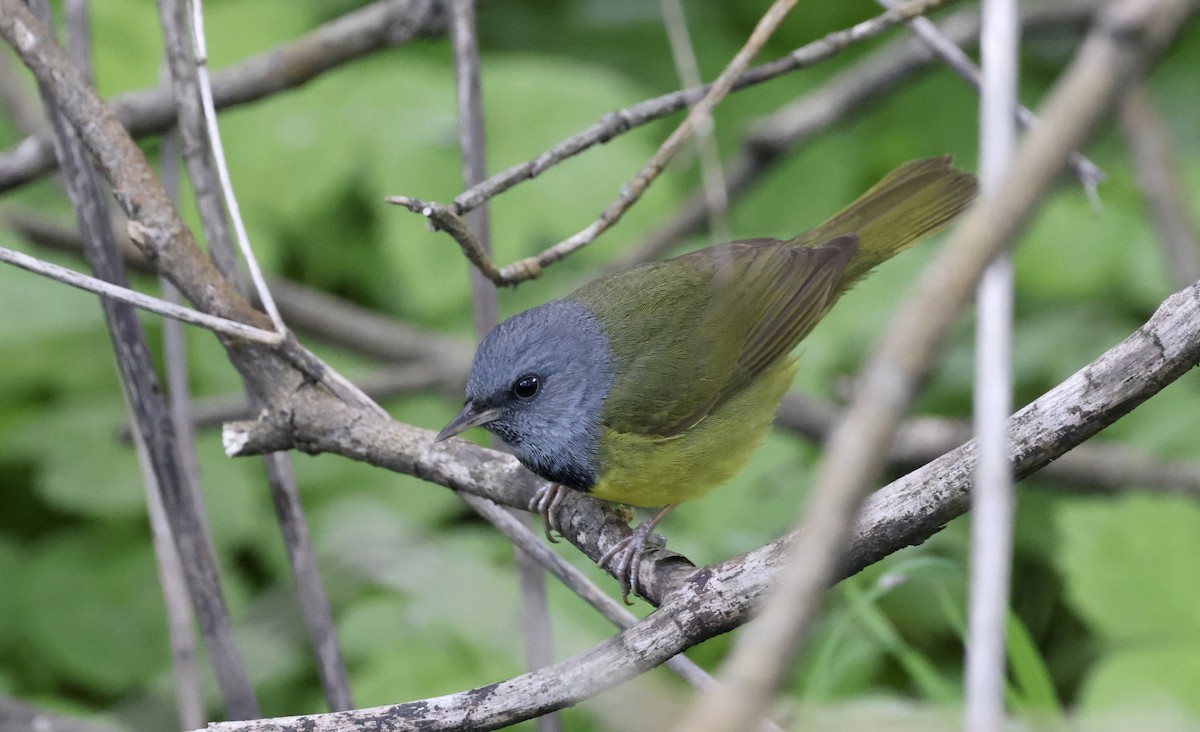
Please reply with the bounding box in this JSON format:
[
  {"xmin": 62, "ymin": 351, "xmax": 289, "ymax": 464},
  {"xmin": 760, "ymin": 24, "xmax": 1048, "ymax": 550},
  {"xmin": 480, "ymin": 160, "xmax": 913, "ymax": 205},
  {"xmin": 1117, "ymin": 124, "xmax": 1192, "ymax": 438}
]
[{"xmin": 1, "ymin": 0, "xmax": 1199, "ymax": 729}]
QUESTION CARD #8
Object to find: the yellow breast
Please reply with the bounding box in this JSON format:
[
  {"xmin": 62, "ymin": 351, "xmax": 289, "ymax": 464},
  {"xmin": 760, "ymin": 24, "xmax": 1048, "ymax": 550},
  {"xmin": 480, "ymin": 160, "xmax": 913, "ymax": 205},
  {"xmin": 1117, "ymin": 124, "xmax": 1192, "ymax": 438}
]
[{"xmin": 589, "ymin": 358, "xmax": 797, "ymax": 507}]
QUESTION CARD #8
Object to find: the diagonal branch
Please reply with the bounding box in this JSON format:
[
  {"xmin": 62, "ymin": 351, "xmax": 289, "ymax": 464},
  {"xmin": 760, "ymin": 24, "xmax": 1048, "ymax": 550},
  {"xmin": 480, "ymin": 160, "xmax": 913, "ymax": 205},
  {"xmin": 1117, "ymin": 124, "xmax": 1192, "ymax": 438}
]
[
  {"xmin": 0, "ymin": 244, "xmax": 283, "ymax": 343},
  {"xmin": 877, "ymin": 0, "xmax": 1106, "ymax": 203}
]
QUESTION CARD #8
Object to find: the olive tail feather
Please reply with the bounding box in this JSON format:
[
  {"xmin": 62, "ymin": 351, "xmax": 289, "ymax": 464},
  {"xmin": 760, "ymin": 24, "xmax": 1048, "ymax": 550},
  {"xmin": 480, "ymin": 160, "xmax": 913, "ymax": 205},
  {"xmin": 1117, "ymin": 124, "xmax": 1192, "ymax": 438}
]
[{"xmin": 790, "ymin": 155, "xmax": 979, "ymax": 289}]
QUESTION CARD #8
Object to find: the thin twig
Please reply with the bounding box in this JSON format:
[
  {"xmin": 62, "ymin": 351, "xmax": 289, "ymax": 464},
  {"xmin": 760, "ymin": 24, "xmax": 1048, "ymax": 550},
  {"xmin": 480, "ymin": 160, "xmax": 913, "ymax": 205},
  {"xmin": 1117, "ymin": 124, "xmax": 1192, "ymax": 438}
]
[
  {"xmin": 660, "ymin": 0, "xmax": 730, "ymax": 244},
  {"xmin": 1118, "ymin": 82, "xmax": 1200, "ymax": 288},
  {"xmin": 133, "ymin": 417, "xmax": 208, "ymax": 730},
  {"xmin": 157, "ymin": 0, "xmax": 240, "ymax": 289},
  {"xmin": 388, "ymin": 0, "xmax": 955, "ymax": 286},
  {"xmin": 188, "ymin": 0, "xmax": 285, "ymax": 333},
  {"xmin": 671, "ymin": 1, "xmax": 1198, "ymax": 730},
  {"xmin": 965, "ymin": 0, "xmax": 1018, "ymax": 730},
  {"xmin": 262, "ymin": 452, "xmax": 355, "ymax": 711},
  {"xmin": 156, "ymin": 90, "xmax": 207, "ymax": 732},
  {"xmin": 0, "ymin": 244, "xmax": 283, "ymax": 343}
]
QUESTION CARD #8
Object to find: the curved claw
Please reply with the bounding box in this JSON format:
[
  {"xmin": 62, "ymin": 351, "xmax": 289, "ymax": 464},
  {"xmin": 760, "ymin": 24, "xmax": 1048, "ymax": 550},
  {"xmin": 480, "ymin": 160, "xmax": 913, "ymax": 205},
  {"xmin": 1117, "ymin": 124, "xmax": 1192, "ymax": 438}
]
[
  {"xmin": 528, "ymin": 483, "xmax": 566, "ymax": 543},
  {"xmin": 597, "ymin": 505, "xmax": 675, "ymax": 604}
]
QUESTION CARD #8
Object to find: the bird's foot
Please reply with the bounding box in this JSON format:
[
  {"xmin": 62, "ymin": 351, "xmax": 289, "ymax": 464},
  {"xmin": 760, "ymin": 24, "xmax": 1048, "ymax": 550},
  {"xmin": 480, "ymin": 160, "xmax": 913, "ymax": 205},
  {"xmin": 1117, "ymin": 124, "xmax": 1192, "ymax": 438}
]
[
  {"xmin": 528, "ymin": 483, "xmax": 567, "ymax": 543},
  {"xmin": 598, "ymin": 505, "xmax": 675, "ymax": 604}
]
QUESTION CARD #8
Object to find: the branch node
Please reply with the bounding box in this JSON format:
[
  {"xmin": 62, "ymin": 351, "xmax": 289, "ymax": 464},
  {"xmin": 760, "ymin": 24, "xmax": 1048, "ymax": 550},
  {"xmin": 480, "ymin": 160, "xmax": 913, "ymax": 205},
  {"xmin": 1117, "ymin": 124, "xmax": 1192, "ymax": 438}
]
[
  {"xmin": 499, "ymin": 257, "xmax": 542, "ymax": 284},
  {"xmin": 126, "ymin": 219, "xmax": 167, "ymax": 261}
]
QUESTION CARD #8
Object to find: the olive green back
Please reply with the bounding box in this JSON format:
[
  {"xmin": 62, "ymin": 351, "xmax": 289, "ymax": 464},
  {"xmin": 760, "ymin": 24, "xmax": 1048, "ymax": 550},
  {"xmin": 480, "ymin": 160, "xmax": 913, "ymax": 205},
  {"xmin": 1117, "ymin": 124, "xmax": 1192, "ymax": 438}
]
[{"xmin": 570, "ymin": 156, "xmax": 977, "ymax": 439}]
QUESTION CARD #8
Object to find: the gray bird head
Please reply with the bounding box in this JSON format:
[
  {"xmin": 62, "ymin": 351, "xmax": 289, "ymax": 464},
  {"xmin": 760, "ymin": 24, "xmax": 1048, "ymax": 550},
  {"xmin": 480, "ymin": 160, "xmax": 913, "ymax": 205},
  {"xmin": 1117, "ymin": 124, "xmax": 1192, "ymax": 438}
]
[{"xmin": 435, "ymin": 299, "xmax": 613, "ymax": 491}]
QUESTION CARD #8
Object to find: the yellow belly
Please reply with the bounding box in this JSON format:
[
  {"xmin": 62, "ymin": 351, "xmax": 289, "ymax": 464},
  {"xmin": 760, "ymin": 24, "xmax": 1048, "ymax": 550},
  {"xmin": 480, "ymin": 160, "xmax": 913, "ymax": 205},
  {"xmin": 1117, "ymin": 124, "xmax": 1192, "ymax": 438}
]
[{"xmin": 589, "ymin": 358, "xmax": 797, "ymax": 507}]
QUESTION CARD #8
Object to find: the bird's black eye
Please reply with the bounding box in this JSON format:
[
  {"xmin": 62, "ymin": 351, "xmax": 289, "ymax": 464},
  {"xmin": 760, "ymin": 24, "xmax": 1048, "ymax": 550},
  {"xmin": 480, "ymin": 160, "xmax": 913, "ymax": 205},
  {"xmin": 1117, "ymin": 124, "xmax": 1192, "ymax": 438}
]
[{"xmin": 512, "ymin": 375, "xmax": 540, "ymax": 399}]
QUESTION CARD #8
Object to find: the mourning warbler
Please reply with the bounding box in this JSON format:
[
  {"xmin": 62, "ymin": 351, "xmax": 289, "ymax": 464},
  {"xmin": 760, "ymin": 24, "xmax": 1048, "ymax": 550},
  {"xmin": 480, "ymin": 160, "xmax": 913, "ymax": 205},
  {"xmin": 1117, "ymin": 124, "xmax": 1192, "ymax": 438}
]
[{"xmin": 436, "ymin": 156, "xmax": 977, "ymax": 599}]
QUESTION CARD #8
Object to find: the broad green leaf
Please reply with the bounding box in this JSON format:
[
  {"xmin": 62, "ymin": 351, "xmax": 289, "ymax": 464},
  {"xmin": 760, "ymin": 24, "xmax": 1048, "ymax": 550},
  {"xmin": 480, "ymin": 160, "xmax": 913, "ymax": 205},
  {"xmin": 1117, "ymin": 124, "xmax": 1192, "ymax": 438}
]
[
  {"xmin": 15, "ymin": 532, "xmax": 168, "ymax": 694},
  {"xmin": 1079, "ymin": 645, "xmax": 1200, "ymax": 718},
  {"xmin": 8, "ymin": 399, "xmax": 147, "ymax": 518},
  {"xmin": 1057, "ymin": 495, "xmax": 1200, "ymax": 645}
]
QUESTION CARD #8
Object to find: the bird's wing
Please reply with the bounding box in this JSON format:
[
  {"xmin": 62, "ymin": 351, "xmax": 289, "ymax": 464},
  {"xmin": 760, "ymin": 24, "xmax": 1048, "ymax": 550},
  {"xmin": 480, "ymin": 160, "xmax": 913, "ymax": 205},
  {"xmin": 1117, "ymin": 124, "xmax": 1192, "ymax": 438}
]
[{"xmin": 572, "ymin": 235, "xmax": 856, "ymax": 437}]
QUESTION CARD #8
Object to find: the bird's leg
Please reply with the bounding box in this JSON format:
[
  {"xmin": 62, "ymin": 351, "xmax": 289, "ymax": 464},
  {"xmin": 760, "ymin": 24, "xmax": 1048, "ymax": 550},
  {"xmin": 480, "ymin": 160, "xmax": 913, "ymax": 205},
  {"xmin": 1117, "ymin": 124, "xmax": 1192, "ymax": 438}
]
[
  {"xmin": 598, "ymin": 504, "xmax": 675, "ymax": 604},
  {"xmin": 528, "ymin": 483, "xmax": 567, "ymax": 543}
]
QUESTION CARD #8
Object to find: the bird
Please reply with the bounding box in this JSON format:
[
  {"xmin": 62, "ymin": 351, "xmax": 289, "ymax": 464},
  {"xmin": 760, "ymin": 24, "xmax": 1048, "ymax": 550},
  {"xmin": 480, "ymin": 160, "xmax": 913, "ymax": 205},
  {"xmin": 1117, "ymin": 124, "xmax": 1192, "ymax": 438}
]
[{"xmin": 435, "ymin": 156, "xmax": 978, "ymax": 601}]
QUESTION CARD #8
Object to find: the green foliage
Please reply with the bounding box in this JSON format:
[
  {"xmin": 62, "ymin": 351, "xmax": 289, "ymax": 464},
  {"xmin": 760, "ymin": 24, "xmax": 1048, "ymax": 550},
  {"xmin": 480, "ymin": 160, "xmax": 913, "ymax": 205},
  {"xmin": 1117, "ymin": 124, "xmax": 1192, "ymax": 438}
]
[
  {"xmin": 1058, "ymin": 496, "xmax": 1200, "ymax": 715},
  {"xmin": 1, "ymin": 0, "xmax": 1199, "ymax": 729}
]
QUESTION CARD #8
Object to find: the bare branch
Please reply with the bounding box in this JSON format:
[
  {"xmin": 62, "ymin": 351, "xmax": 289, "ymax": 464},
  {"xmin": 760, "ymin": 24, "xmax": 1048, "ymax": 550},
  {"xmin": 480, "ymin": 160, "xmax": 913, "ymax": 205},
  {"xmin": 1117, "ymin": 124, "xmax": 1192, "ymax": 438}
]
[
  {"xmin": 263, "ymin": 451, "xmax": 355, "ymax": 711},
  {"xmin": 134, "ymin": 416, "xmax": 208, "ymax": 730},
  {"xmin": 0, "ymin": 243, "xmax": 283, "ymax": 343},
  {"xmin": 660, "ymin": 0, "xmax": 730, "ymax": 243},
  {"xmin": 189, "ymin": 0, "xmax": 286, "ymax": 333},
  {"xmin": 154, "ymin": 73, "xmax": 207, "ymax": 732},
  {"xmin": 778, "ymin": 392, "xmax": 1200, "ymax": 497},
  {"xmin": 157, "ymin": 0, "xmax": 239, "ymax": 285},
  {"xmin": 3, "ymin": 207, "xmax": 475, "ymax": 365},
  {"xmin": 878, "ymin": 0, "xmax": 1106, "ymax": 201},
  {"xmin": 965, "ymin": 0, "xmax": 1019, "ymax": 729}
]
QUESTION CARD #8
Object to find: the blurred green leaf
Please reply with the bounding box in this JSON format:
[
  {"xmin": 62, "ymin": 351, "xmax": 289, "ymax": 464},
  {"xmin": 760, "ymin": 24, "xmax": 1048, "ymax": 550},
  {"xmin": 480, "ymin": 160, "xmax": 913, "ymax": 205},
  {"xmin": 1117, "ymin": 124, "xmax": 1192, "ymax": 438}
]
[
  {"xmin": 15, "ymin": 531, "xmax": 168, "ymax": 695},
  {"xmin": 1079, "ymin": 645, "xmax": 1200, "ymax": 718},
  {"xmin": 7, "ymin": 399, "xmax": 147, "ymax": 518},
  {"xmin": 1057, "ymin": 495, "xmax": 1200, "ymax": 646}
]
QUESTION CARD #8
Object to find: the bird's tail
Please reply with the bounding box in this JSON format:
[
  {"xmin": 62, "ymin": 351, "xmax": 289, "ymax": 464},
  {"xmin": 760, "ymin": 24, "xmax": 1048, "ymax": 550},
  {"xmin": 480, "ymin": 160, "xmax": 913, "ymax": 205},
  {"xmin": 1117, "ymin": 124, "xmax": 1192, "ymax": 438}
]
[{"xmin": 788, "ymin": 156, "xmax": 978, "ymax": 291}]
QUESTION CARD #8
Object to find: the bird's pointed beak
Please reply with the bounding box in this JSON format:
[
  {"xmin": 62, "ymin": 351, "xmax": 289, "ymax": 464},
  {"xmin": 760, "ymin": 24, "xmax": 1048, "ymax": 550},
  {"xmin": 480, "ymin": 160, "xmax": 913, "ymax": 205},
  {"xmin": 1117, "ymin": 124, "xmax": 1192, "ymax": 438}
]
[{"xmin": 435, "ymin": 401, "xmax": 503, "ymax": 443}]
